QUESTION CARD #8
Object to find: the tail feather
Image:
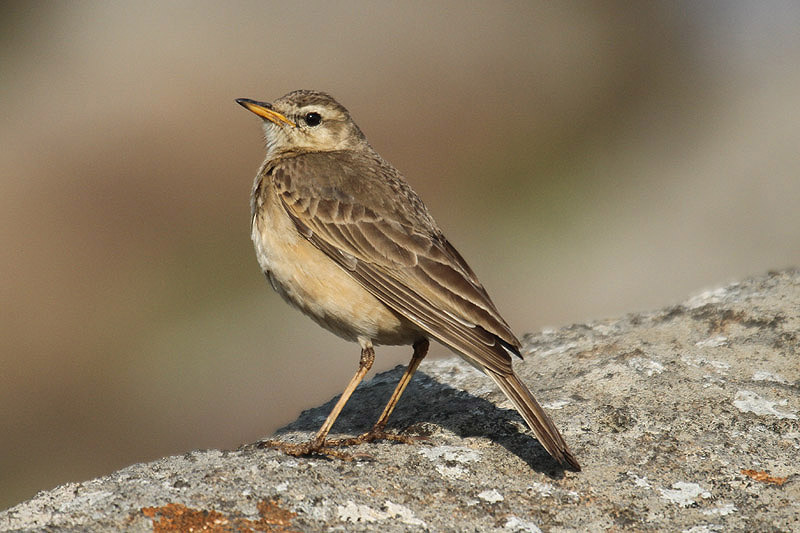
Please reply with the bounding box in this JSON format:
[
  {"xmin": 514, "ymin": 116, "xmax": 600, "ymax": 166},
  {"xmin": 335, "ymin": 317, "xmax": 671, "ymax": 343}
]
[{"xmin": 487, "ymin": 371, "xmax": 581, "ymax": 471}]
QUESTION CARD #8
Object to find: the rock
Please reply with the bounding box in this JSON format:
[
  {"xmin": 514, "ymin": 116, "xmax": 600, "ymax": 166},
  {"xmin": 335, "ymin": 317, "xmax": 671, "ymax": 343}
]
[{"xmin": 1, "ymin": 270, "xmax": 797, "ymax": 532}]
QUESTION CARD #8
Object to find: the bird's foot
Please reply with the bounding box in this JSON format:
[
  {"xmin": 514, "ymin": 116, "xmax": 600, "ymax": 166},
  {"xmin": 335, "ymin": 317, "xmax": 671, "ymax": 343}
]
[
  {"xmin": 257, "ymin": 439, "xmax": 357, "ymax": 461},
  {"xmin": 258, "ymin": 427, "xmax": 427, "ymax": 461},
  {"xmin": 326, "ymin": 427, "xmax": 425, "ymax": 447}
]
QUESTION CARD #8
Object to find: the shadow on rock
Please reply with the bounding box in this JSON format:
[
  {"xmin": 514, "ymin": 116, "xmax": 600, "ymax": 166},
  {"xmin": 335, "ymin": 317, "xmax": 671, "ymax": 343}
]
[{"xmin": 270, "ymin": 365, "xmax": 568, "ymax": 477}]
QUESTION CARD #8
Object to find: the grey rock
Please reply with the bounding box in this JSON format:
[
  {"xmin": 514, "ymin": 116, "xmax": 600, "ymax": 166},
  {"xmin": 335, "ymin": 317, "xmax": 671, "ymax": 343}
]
[{"xmin": 1, "ymin": 270, "xmax": 797, "ymax": 532}]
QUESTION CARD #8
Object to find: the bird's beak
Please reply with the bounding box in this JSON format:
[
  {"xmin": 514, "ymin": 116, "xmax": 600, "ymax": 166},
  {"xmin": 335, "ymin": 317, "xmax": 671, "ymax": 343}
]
[{"xmin": 236, "ymin": 98, "xmax": 296, "ymax": 127}]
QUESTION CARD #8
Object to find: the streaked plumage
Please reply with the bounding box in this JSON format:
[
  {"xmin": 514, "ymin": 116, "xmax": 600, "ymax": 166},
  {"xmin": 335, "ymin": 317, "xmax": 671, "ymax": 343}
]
[{"xmin": 239, "ymin": 90, "xmax": 580, "ymax": 470}]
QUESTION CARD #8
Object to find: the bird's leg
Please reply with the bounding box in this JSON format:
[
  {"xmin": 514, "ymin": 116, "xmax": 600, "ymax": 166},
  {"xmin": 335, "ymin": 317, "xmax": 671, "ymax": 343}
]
[
  {"xmin": 329, "ymin": 338, "xmax": 429, "ymax": 447},
  {"xmin": 370, "ymin": 338, "xmax": 429, "ymax": 434},
  {"xmin": 259, "ymin": 345, "xmax": 375, "ymax": 459},
  {"xmin": 309, "ymin": 344, "xmax": 375, "ymax": 448}
]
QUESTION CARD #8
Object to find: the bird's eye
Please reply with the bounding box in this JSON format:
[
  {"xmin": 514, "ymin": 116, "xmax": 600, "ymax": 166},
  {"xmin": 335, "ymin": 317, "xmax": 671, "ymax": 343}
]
[{"xmin": 304, "ymin": 112, "xmax": 322, "ymax": 127}]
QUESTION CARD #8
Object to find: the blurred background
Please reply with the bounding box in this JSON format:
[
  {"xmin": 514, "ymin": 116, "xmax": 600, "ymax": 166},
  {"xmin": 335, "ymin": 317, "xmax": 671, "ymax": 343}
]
[{"xmin": 2, "ymin": 1, "xmax": 799, "ymax": 509}]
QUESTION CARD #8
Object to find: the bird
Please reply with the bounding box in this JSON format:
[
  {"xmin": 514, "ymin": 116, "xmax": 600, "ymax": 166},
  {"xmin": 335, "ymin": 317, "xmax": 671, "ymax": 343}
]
[{"xmin": 236, "ymin": 90, "xmax": 580, "ymax": 470}]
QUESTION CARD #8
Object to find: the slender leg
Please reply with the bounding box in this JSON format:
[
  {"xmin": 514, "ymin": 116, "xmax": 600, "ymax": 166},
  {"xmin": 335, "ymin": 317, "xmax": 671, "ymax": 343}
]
[
  {"xmin": 372, "ymin": 338, "xmax": 429, "ymax": 432},
  {"xmin": 329, "ymin": 338, "xmax": 429, "ymax": 446},
  {"xmin": 310, "ymin": 345, "xmax": 374, "ymax": 448},
  {"xmin": 259, "ymin": 345, "xmax": 375, "ymax": 458}
]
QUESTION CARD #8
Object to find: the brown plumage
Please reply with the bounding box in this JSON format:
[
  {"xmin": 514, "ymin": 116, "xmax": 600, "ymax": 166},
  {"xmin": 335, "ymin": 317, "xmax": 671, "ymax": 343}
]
[{"xmin": 238, "ymin": 90, "xmax": 580, "ymax": 470}]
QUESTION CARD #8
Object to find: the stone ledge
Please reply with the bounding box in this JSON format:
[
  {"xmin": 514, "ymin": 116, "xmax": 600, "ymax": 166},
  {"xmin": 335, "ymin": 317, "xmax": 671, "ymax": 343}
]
[{"xmin": 1, "ymin": 270, "xmax": 797, "ymax": 531}]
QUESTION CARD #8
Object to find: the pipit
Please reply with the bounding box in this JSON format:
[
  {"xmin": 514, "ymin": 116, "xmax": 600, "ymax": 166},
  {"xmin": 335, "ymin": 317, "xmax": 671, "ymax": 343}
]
[{"xmin": 237, "ymin": 90, "xmax": 580, "ymax": 470}]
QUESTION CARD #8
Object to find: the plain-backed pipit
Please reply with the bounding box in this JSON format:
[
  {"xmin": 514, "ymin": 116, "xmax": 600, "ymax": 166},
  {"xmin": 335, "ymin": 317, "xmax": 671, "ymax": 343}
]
[{"xmin": 237, "ymin": 90, "xmax": 580, "ymax": 470}]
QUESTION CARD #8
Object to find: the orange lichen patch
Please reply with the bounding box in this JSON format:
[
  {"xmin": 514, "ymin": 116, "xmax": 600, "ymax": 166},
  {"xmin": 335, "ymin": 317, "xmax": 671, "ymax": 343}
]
[
  {"xmin": 256, "ymin": 500, "xmax": 298, "ymax": 531},
  {"xmin": 142, "ymin": 503, "xmax": 229, "ymax": 532},
  {"xmin": 141, "ymin": 500, "xmax": 299, "ymax": 533},
  {"xmin": 741, "ymin": 469, "xmax": 788, "ymax": 486}
]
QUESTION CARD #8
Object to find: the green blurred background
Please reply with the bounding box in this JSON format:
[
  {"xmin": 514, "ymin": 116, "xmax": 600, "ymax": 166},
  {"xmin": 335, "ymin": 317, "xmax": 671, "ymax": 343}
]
[{"xmin": 2, "ymin": 1, "xmax": 799, "ymax": 509}]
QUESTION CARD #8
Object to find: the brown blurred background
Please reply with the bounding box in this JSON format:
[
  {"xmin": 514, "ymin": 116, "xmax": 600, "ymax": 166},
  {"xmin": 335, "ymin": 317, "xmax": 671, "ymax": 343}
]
[{"xmin": 2, "ymin": 1, "xmax": 799, "ymax": 509}]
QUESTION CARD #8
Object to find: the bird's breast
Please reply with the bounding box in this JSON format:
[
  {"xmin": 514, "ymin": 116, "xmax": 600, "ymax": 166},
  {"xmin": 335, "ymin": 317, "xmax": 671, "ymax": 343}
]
[{"xmin": 250, "ymin": 178, "xmax": 421, "ymax": 346}]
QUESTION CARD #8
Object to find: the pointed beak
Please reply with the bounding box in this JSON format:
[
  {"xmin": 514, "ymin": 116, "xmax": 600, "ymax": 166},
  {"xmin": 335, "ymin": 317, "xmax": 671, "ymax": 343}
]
[{"xmin": 235, "ymin": 98, "xmax": 296, "ymax": 127}]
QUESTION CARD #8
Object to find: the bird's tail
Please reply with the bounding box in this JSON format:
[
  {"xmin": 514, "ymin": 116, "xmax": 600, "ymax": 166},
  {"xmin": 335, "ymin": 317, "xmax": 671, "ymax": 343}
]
[{"xmin": 487, "ymin": 370, "xmax": 581, "ymax": 471}]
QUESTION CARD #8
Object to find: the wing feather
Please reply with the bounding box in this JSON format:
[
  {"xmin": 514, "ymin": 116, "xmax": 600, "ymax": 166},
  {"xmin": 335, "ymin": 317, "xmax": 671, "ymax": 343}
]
[
  {"xmin": 266, "ymin": 151, "xmax": 579, "ymax": 469},
  {"xmin": 271, "ymin": 153, "xmax": 521, "ymax": 374}
]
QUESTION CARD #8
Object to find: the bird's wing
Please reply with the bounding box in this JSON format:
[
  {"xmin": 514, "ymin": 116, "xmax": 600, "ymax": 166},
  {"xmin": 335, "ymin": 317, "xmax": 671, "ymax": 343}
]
[
  {"xmin": 270, "ymin": 152, "xmax": 521, "ymax": 375},
  {"xmin": 270, "ymin": 152, "xmax": 580, "ymax": 470}
]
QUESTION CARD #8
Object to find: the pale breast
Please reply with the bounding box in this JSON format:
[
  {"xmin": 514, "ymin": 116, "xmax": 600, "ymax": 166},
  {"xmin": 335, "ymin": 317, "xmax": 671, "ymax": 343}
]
[{"xmin": 251, "ymin": 178, "xmax": 422, "ymax": 346}]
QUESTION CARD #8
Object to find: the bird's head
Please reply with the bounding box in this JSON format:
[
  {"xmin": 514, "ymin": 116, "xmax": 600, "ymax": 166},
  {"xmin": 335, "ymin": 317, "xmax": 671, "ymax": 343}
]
[{"xmin": 237, "ymin": 90, "xmax": 367, "ymax": 159}]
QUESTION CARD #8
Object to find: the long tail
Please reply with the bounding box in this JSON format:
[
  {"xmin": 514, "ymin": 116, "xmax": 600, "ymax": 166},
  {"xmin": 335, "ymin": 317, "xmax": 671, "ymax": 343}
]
[{"xmin": 487, "ymin": 370, "xmax": 581, "ymax": 471}]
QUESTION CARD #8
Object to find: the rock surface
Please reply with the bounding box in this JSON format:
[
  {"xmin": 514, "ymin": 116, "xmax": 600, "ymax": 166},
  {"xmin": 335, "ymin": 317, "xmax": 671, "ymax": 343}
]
[{"xmin": 1, "ymin": 271, "xmax": 798, "ymax": 532}]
